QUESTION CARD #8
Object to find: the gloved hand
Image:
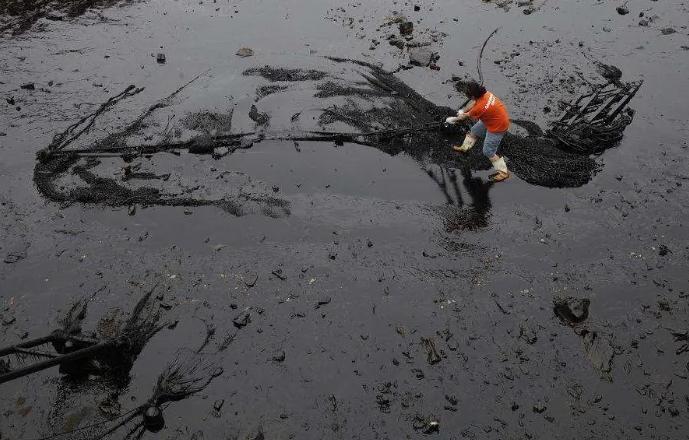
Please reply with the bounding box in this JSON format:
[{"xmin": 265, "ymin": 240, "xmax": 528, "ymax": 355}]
[{"xmin": 445, "ymin": 116, "xmax": 459, "ymax": 124}]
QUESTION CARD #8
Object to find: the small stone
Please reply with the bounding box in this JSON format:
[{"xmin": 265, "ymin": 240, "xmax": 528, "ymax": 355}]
[
  {"xmin": 399, "ymin": 21, "xmax": 413, "ymax": 35},
  {"xmin": 233, "ymin": 311, "xmax": 251, "ymax": 328},
  {"xmin": 245, "ymin": 272, "xmax": 258, "ymax": 287},
  {"xmin": 553, "ymin": 296, "xmax": 590, "ymax": 325},
  {"xmin": 661, "ymin": 27, "xmax": 676, "ymax": 35},
  {"xmin": 409, "ymin": 47, "xmax": 437, "ymax": 67},
  {"xmin": 20, "ymin": 83, "xmax": 35, "ymax": 90},
  {"xmin": 389, "ymin": 38, "xmax": 405, "ymax": 49},
  {"xmin": 533, "ymin": 403, "xmax": 547, "ymax": 413},
  {"xmin": 236, "ymin": 47, "xmax": 254, "ymax": 57},
  {"xmin": 213, "ymin": 399, "xmax": 225, "ymax": 411},
  {"xmin": 272, "ymin": 350, "xmax": 286, "ymax": 362},
  {"xmin": 156, "ymin": 53, "xmax": 166, "ymax": 64},
  {"xmin": 315, "ymin": 297, "xmax": 331, "ymax": 308},
  {"xmin": 616, "ymin": 6, "xmax": 629, "ymax": 15}
]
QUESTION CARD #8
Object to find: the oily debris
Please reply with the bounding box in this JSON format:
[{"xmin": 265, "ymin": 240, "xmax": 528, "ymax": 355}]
[
  {"xmin": 33, "ymin": 56, "xmax": 639, "ymax": 215},
  {"xmin": 0, "ymin": 0, "xmax": 132, "ymax": 35},
  {"xmin": 243, "ymin": 66, "xmax": 329, "ymax": 82}
]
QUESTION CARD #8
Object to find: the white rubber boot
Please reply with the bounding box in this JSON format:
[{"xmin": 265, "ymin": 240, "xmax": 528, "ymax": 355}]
[
  {"xmin": 490, "ymin": 156, "xmax": 510, "ymax": 182},
  {"xmin": 453, "ymin": 135, "xmax": 476, "ymax": 153}
]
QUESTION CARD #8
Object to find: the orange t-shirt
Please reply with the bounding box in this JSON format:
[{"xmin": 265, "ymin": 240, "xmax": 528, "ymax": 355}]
[{"xmin": 466, "ymin": 91, "xmax": 510, "ymax": 133}]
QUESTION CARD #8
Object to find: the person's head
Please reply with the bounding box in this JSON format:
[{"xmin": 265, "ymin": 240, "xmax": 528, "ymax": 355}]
[{"xmin": 461, "ymin": 81, "xmax": 486, "ymax": 100}]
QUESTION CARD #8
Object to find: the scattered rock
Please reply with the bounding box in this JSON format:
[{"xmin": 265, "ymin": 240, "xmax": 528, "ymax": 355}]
[
  {"xmin": 389, "ymin": 38, "xmax": 405, "ymax": 49},
  {"xmin": 422, "ymin": 337, "xmax": 441, "ymax": 364},
  {"xmin": 20, "ymin": 83, "xmax": 35, "ymax": 90},
  {"xmin": 519, "ymin": 322, "xmax": 538, "ymax": 344},
  {"xmin": 409, "ymin": 47, "xmax": 438, "ymax": 67},
  {"xmin": 271, "ymin": 268, "xmax": 287, "ymax": 280},
  {"xmin": 245, "ymin": 272, "xmax": 258, "ymax": 287},
  {"xmin": 658, "ymin": 244, "xmax": 670, "ymax": 256},
  {"xmin": 553, "ymin": 296, "xmax": 590, "ymax": 325},
  {"xmin": 413, "ymin": 415, "xmax": 439, "ymax": 434},
  {"xmin": 533, "ymin": 402, "xmax": 547, "ymax": 413},
  {"xmin": 236, "ymin": 47, "xmax": 254, "ymax": 57},
  {"xmin": 156, "ymin": 53, "xmax": 166, "ymax": 64},
  {"xmin": 272, "ymin": 350, "xmax": 285, "ymax": 362},
  {"xmin": 399, "ymin": 21, "xmax": 414, "ymax": 36},
  {"xmin": 315, "ymin": 297, "xmax": 331, "ymax": 309},
  {"xmin": 233, "ymin": 310, "xmax": 251, "ymax": 328},
  {"xmin": 661, "ymin": 27, "xmax": 676, "ymax": 35}
]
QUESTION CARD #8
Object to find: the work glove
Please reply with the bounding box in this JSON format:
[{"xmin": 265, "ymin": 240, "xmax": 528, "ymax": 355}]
[{"xmin": 445, "ymin": 116, "xmax": 459, "ymax": 124}]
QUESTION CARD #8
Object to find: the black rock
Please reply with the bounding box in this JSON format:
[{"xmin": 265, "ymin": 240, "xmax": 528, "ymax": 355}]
[
  {"xmin": 20, "ymin": 83, "xmax": 35, "ymax": 90},
  {"xmin": 661, "ymin": 27, "xmax": 676, "ymax": 35},
  {"xmin": 315, "ymin": 297, "xmax": 331, "ymax": 308},
  {"xmin": 156, "ymin": 53, "xmax": 166, "ymax": 64},
  {"xmin": 553, "ymin": 296, "xmax": 590, "ymax": 325},
  {"xmin": 389, "ymin": 38, "xmax": 405, "ymax": 49},
  {"xmin": 414, "ymin": 5, "xmax": 420, "ymax": 11},
  {"xmin": 272, "ymin": 350, "xmax": 286, "ymax": 362},
  {"xmin": 213, "ymin": 399, "xmax": 225, "ymax": 411},
  {"xmin": 658, "ymin": 245, "xmax": 670, "ymax": 256},
  {"xmin": 616, "ymin": 6, "xmax": 629, "ymax": 15},
  {"xmin": 399, "ymin": 21, "xmax": 414, "ymax": 36},
  {"xmin": 233, "ymin": 311, "xmax": 251, "ymax": 328}
]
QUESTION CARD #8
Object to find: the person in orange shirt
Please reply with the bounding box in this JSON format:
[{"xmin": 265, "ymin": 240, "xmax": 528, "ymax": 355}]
[{"xmin": 445, "ymin": 81, "xmax": 510, "ymax": 182}]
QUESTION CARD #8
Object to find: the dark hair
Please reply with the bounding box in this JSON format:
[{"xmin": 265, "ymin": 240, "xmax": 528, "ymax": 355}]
[{"xmin": 463, "ymin": 81, "xmax": 486, "ymax": 100}]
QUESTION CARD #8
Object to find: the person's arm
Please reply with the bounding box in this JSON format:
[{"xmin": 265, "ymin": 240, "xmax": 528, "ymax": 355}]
[
  {"xmin": 445, "ymin": 100, "xmax": 477, "ymax": 124},
  {"xmin": 458, "ymin": 100, "xmax": 475, "ymax": 116}
]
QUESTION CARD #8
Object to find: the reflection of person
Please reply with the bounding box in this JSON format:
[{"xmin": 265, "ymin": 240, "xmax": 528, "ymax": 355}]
[{"xmin": 445, "ymin": 81, "xmax": 511, "ymax": 182}]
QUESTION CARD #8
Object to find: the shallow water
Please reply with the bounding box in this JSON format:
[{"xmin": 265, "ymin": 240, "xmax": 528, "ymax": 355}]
[{"xmin": 1, "ymin": 0, "xmax": 688, "ymax": 439}]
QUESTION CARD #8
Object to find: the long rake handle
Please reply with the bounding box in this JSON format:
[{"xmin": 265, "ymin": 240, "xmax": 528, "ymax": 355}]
[{"xmin": 0, "ymin": 341, "xmax": 113, "ymax": 385}]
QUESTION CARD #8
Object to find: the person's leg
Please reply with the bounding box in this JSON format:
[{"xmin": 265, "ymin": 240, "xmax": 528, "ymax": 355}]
[
  {"xmin": 454, "ymin": 121, "xmax": 485, "ymax": 152},
  {"xmin": 483, "ymin": 131, "xmax": 509, "ymax": 182}
]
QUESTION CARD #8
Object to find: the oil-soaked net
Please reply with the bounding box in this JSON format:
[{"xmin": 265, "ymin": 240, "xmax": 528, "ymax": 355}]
[{"xmin": 33, "ymin": 57, "xmax": 639, "ymax": 216}]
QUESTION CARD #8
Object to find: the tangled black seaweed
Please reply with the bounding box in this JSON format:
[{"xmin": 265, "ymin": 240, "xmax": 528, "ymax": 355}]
[
  {"xmin": 0, "ymin": 0, "xmax": 134, "ymax": 35},
  {"xmin": 33, "ymin": 56, "xmax": 640, "ymax": 217}
]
